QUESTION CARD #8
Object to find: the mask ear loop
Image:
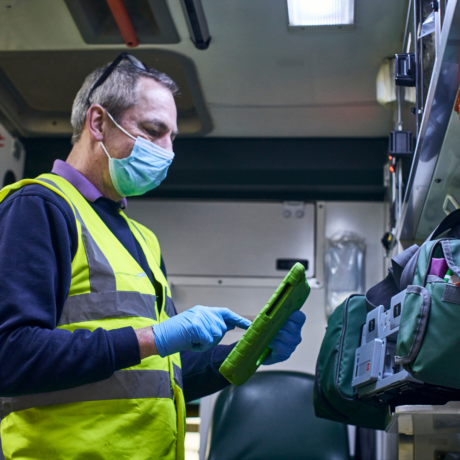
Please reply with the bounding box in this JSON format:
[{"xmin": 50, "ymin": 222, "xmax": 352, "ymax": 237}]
[
  {"xmin": 101, "ymin": 111, "xmax": 137, "ymax": 159},
  {"xmin": 100, "ymin": 142, "xmax": 112, "ymax": 159},
  {"xmin": 106, "ymin": 111, "xmax": 137, "ymax": 141}
]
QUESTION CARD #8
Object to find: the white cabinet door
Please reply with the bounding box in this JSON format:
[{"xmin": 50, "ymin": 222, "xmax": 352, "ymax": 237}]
[{"xmin": 126, "ymin": 200, "xmax": 315, "ymax": 279}]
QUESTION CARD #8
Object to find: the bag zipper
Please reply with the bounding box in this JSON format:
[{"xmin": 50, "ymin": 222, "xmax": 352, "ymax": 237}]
[
  {"xmin": 314, "ymin": 294, "xmax": 363, "ymax": 420},
  {"xmin": 314, "ymin": 359, "xmax": 350, "ymax": 421},
  {"xmin": 335, "ymin": 294, "xmax": 363, "ymax": 402},
  {"xmin": 400, "ymin": 241, "xmax": 446, "ymax": 374}
]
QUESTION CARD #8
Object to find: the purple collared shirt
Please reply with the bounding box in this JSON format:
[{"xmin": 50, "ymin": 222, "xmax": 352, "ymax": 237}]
[{"xmin": 52, "ymin": 159, "xmax": 127, "ymax": 208}]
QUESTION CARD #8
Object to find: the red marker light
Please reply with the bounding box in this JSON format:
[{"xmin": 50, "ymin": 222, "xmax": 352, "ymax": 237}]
[
  {"xmin": 389, "ymin": 155, "xmax": 393, "ymax": 160},
  {"xmin": 390, "ymin": 165, "xmax": 395, "ymax": 173}
]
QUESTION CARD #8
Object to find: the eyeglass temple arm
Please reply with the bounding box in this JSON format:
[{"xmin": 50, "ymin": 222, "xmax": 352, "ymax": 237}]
[
  {"xmin": 86, "ymin": 55, "xmax": 125, "ymax": 107},
  {"xmin": 106, "ymin": 0, "xmax": 139, "ymax": 48}
]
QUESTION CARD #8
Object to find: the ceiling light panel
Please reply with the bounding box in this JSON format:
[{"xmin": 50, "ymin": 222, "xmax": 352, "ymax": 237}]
[{"xmin": 287, "ymin": 0, "xmax": 354, "ymax": 27}]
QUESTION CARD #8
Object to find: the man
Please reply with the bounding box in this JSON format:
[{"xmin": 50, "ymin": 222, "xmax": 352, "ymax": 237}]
[{"xmin": 0, "ymin": 54, "xmax": 306, "ymax": 459}]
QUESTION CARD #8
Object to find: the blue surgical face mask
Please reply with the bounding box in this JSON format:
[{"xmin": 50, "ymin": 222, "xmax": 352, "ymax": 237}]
[{"xmin": 101, "ymin": 112, "xmax": 175, "ymax": 197}]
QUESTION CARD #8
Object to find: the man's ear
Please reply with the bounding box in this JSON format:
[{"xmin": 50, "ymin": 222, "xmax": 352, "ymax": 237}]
[{"xmin": 86, "ymin": 104, "xmax": 106, "ymax": 142}]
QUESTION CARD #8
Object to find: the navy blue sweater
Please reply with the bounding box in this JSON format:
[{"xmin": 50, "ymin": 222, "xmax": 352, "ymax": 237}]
[{"xmin": 0, "ymin": 183, "xmax": 233, "ymax": 403}]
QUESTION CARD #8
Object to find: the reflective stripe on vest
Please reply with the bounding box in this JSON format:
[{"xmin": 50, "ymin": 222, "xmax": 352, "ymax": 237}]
[
  {"xmin": 39, "ymin": 177, "xmax": 117, "ymax": 294},
  {"xmin": 1, "ymin": 369, "xmax": 173, "ymax": 416},
  {"xmin": 2, "ymin": 364, "xmax": 184, "ymax": 417},
  {"xmin": 58, "ymin": 291, "xmax": 157, "ymax": 326}
]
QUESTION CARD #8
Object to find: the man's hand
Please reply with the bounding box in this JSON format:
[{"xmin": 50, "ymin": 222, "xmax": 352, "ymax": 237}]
[
  {"xmin": 152, "ymin": 306, "xmax": 251, "ymax": 358},
  {"xmin": 262, "ymin": 310, "xmax": 306, "ymax": 365}
]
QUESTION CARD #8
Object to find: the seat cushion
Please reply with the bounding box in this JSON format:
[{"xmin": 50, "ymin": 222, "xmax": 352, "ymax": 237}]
[{"xmin": 207, "ymin": 371, "xmax": 350, "ymax": 460}]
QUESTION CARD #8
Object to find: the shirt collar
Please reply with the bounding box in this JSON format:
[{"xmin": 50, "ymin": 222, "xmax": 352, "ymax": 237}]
[{"xmin": 51, "ymin": 160, "xmax": 127, "ymax": 208}]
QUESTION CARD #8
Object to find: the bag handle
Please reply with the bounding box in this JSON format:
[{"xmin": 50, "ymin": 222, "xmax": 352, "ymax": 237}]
[
  {"xmin": 428, "ymin": 207, "xmax": 460, "ymax": 240},
  {"xmin": 367, "ymin": 208, "xmax": 460, "ymax": 309},
  {"xmin": 366, "ymin": 244, "xmax": 419, "ymax": 310},
  {"xmin": 400, "ymin": 208, "xmax": 460, "ymax": 289}
]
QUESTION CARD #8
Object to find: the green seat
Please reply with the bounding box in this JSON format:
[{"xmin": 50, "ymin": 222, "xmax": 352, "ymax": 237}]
[{"xmin": 206, "ymin": 371, "xmax": 351, "ymax": 460}]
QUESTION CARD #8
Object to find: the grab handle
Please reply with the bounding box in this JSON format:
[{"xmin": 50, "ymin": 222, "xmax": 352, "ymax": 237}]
[
  {"xmin": 105, "ymin": 0, "xmax": 139, "ymax": 48},
  {"xmin": 443, "ymin": 193, "xmax": 460, "ymax": 216}
]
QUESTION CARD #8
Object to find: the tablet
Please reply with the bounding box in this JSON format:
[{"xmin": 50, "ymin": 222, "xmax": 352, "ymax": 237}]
[{"xmin": 219, "ymin": 262, "xmax": 310, "ymax": 386}]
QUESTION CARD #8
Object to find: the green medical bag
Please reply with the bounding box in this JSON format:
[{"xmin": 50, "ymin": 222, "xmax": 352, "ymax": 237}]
[
  {"xmin": 314, "ymin": 209, "xmax": 460, "ymax": 429},
  {"xmin": 313, "ymin": 295, "xmax": 389, "ymax": 430},
  {"xmin": 395, "ymin": 237, "xmax": 460, "ymax": 389}
]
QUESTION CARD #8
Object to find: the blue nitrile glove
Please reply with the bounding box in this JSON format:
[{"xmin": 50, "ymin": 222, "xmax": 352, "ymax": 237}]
[
  {"xmin": 153, "ymin": 305, "xmax": 252, "ymax": 357},
  {"xmin": 262, "ymin": 310, "xmax": 306, "ymax": 365}
]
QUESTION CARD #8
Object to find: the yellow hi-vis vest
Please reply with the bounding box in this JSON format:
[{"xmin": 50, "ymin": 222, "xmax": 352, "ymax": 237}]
[{"xmin": 0, "ymin": 174, "xmax": 186, "ymax": 460}]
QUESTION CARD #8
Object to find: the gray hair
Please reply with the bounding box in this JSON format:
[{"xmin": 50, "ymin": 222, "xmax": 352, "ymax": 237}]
[{"xmin": 70, "ymin": 60, "xmax": 179, "ymax": 144}]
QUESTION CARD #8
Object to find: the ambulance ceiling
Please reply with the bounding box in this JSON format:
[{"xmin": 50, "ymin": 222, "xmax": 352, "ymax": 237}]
[{"xmin": 0, "ymin": 0, "xmax": 406, "ymax": 138}]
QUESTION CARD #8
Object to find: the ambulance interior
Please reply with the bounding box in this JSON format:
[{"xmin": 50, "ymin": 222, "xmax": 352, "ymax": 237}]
[{"xmin": 0, "ymin": 0, "xmax": 458, "ymax": 459}]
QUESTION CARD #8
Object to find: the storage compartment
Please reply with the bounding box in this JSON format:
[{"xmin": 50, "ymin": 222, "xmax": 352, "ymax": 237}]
[
  {"xmin": 0, "ymin": 50, "xmax": 212, "ymax": 137},
  {"xmin": 63, "ymin": 0, "xmax": 180, "ymax": 45},
  {"xmin": 126, "ymin": 200, "xmax": 316, "ymax": 280}
]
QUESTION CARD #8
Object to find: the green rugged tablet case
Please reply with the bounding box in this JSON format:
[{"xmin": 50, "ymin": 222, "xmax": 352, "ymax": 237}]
[{"xmin": 219, "ymin": 262, "xmax": 310, "ymax": 386}]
